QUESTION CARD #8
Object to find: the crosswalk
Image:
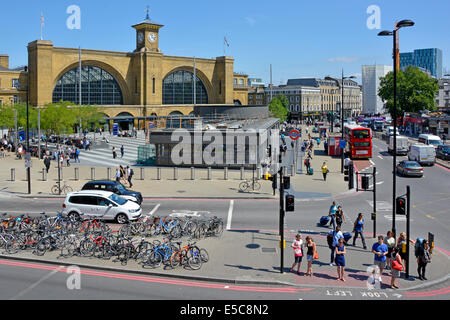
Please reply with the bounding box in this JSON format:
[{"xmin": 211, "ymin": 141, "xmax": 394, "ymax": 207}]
[{"xmin": 77, "ymin": 134, "xmax": 147, "ymax": 166}]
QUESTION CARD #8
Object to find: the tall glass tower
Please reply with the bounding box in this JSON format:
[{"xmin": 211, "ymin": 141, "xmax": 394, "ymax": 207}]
[{"xmin": 400, "ymin": 48, "xmax": 443, "ymax": 78}]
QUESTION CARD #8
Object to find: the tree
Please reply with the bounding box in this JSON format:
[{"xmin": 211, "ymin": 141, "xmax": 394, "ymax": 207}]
[
  {"xmin": 268, "ymin": 95, "xmax": 289, "ymax": 121},
  {"xmin": 378, "ymin": 66, "xmax": 439, "ymax": 118}
]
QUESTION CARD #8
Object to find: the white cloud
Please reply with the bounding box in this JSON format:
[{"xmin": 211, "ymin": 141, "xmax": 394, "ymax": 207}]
[{"xmin": 328, "ymin": 56, "xmax": 360, "ymax": 63}]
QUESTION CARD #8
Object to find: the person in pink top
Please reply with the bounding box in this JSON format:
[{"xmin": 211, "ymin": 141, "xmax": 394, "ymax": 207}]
[{"xmin": 290, "ymin": 234, "xmax": 303, "ymax": 275}]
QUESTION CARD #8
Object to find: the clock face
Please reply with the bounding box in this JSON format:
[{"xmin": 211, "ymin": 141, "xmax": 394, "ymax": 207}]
[
  {"xmin": 148, "ymin": 32, "xmax": 156, "ymax": 43},
  {"xmin": 138, "ymin": 32, "xmax": 144, "ymax": 43}
]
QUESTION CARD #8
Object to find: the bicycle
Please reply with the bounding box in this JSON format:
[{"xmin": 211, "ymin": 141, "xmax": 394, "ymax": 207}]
[
  {"xmin": 51, "ymin": 181, "xmax": 73, "ymax": 195},
  {"xmin": 239, "ymin": 179, "xmax": 261, "ymax": 192}
]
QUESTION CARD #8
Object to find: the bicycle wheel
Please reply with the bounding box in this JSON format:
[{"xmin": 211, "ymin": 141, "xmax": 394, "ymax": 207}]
[
  {"xmin": 252, "ymin": 181, "xmax": 261, "ymax": 191},
  {"xmin": 199, "ymin": 248, "xmax": 210, "ymax": 263},
  {"xmin": 188, "ymin": 255, "xmax": 202, "ymax": 270},
  {"xmin": 239, "ymin": 181, "xmax": 249, "ymax": 192},
  {"xmin": 170, "ymin": 251, "xmax": 182, "ymax": 269},
  {"xmin": 146, "ymin": 250, "xmax": 162, "ymax": 268},
  {"xmin": 33, "ymin": 239, "xmax": 47, "ymax": 256},
  {"xmin": 51, "ymin": 185, "xmax": 60, "ymax": 195},
  {"xmin": 169, "ymin": 225, "xmax": 182, "ymax": 239},
  {"xmin": 213, "ymin": 220, "xmax": 224, "ymax": 237},
  {"xmin": 5, "ymin": 236, "xmax": 20, "ymax": 254},
  {"xmin": 63, "ymin": 185, "xmax": 73, "ymax": 194},
  {"xmin": 79, "ymin": 239, "xmax": 95, "ymax": 257}
]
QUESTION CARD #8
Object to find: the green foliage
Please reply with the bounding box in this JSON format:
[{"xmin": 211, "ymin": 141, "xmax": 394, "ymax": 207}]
[
  {"xmin": 269, "ymin": 94, "xmax": 289, "ymax": 121},
  {"xmin": 378, "ymin": 66, "xmax": 439, "ymax": 117}
]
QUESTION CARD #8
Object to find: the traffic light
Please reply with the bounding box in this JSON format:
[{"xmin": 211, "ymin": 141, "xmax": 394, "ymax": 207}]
[
  {"xmin": 267, "ymin": 145, "xmax": 272, "ymax": 157},
  {"xmin": 344, "ymin": 164, "xmax": 350, "ymax": 181},
  {"xmin": 348, "ymin": 163, "xmax": 354, "ymax": 189},
  {"xmin": 283, "ymin": 176, "xmax": 290, "ymax": 189},
  {"xmin": 361, "ymin": 176, "xmax": 370, "ymax": 190},
  {"xmin": 396, "ymin": 196, "xmax": 406, "ymax": 215},
  {"xmin": 285, "ymin": 194, "xmax": 295, "ymax": 212}
]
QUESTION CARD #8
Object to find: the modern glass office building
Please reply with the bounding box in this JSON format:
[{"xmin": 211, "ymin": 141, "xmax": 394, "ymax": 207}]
[{"xmin": 400, "ymin": 48, "xmax": 443, "ymax": 78}]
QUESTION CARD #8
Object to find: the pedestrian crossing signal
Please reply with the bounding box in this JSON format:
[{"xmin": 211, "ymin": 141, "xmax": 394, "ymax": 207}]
[
  {"xmin": 285, "ymin": 194, "xmax": 295, "ymax": 212},
  {"xmin": 396, "ymin": 196, "xmax": 406, "ymax": 215}
]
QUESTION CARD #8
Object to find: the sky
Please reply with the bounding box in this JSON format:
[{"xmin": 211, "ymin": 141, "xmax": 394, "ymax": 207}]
[{"xmin": 1, "ymin": 0, "xmax": 449, "ymax": 85}]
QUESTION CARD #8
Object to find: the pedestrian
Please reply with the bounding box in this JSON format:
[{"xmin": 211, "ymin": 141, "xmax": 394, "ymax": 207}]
[
  {"xmin": 115, "ymin": 167, "xmax": 121, "ymax": 183},
  {"xmin": 321, "ymin": 161, "xmax": 328, "ymax": 181},
  {"xmin": 304, "ymin": 157, "xmax": 311, "ymax": 173},
  {"xmin": 120, "ymin": 145, "xmax": 124, "ymax": 158},
  {"xmin": 305, "ymin": 236, "xmax": 317, "ymax": 277},
  {"xmin": 112, "ymin": 146, "xmax": 117, "ymax": 159},
  {"xmin": 120, "ymin": 165, "xmax": 127, "ymax": 186},
  {"xmin": 390, "ymin": 247, "xmax": 403, "ymax": 289},
  {"xmin": 384, "ymin": 231, "xmax": 396, "ymax": 269},
  {"xmin": 396, "ymin": 232, "xmax": 407, "ymax": 267},
  {"xmin": 75, "ymin": 148, "xmax": 80, "ymax": 163},
  {"xmin": 352, "ymin": 213, "xmax": 367, "ymax": 249},
  {"xmin": 335, "ymin": 238, "xmax": 346, "ymax": 281},
  {"xmin": 290, "ymin": 234, "xmax": 303, "ymax": 275},
  {"xmin": 44, "ymin": 156, "xmax": 51, "ymax": 173},
  {"xmin": 328, "ymin": 225, "xmax": 344, "ymax": 266},
  {"xmin": 328, "ymin": 201, "xmax": 338, "ymax": 229},
  {"xmin": 417, "ymin": 240, "xmax": 432, "ymax": 280},
  {"xmin": 372, "ymin": 235, "xmax": 389, "ymax": 283},
  {"xmin": 335, "ymin": 206, "xmax": 346, "ymax": 227},
  {"xmin": 66, "ymin": 152, "xmax": 70, "ymax": 167},
  {"xmin": 127, "ymin": 165, "xmax": 134, "ymax": 188},
  {"xmin": 85, "ymin": 139, "xmax": 90, "ymax": 151}
]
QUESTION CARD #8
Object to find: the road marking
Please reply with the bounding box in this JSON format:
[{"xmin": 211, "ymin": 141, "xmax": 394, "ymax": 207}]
[
  {"xmin": 426, "ymin": 214, "xmax": 435, "ymax": 220},
  {"xmin": 369, "ymin": 160, "xmax": 375, "ymax": 165},
  {"xmin": 378, "ymin": 155, "xmax": 383, "ymax": 160},
  {"xmin": 9, "ymin": 268, "xmax": 62, "ymax": 300},
  {"xmin": 376, "ymin": 181, "xmax": 384, "ymax": 185},
  {"xmin": 226, "ymin": 200, "xmax": 234, "ymax": 230},
  {"xmin": 148, "ymin": 204, "xmax": 160, "ymax": 216}
]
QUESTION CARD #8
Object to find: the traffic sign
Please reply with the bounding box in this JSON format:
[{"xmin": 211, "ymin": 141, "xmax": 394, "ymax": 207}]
[
  {"xmin": 25, "ymin": 160, "xmax": 32, "ymax": 168},
  {"xmin": 289, "ymin": 129, "xmax": 300, "ymax": 140}
]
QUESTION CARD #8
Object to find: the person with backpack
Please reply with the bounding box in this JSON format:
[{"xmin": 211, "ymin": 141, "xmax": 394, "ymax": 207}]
[
  {"xmin": 290, "ymin": 234, "xmax": 303, "ymax": 275},
  {"xmin": 328, "ymin": 226, "xmax": 344, "ymax": 266},
  {"xmin": 127, "ymin": 165, "xmax": 134, "ymax": 188},
  {"xmin": 417, "ymin": 240, "xmax": 431, "ymax": 280},
  {"xmin": 352, "ymin": 213, "xmax": 367, "ymax": 249}
]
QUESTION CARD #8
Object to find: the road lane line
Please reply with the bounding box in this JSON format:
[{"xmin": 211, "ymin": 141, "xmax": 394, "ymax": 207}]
[
  {"xmin": 378, "ymin": 155, "xmax": 383, "ymax": 159},
  {"xmin": 9, "ymin": 268, "xmax": 62, "ymax": 300},
  {"xmin": 226, "ymin": 200, "xmax": 234, "ymax": 230},
  {"xmin": 148, "ymin": 203, "xmax": 161, "ymax": 216}
]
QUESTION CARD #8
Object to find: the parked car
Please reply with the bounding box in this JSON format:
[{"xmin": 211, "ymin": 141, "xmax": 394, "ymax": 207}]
[
  {"xmin": 396, "ymin": 160, "xmax": 423, "ymax": 177},
  {"xmin": 62, "ymin": 190, "xmax": 142, "ymax": 224},
  {"xmin": 436, "ymin": 144, "xmax": 450, "ymax": 161},
  {"xmin": 81, "ymin": 180, "xmax": 143, "ymax": 204},
  {"xmin": 408, "ymin": 144, "xmax": 436, "ymax": 166}
]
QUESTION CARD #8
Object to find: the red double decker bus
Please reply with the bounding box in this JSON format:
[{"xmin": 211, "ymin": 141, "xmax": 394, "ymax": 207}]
[{"xmin": 344, "ymin": 124, "xmax": 373, "ymax": 159}]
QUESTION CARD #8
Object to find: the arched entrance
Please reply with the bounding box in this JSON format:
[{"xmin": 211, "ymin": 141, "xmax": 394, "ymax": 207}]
[{"xmin": 115, "ymin": 112, "xmax": 135, "ymax": 131}]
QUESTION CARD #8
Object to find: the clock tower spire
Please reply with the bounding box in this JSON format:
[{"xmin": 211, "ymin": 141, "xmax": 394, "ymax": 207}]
[{"xmin": 132, "ymin": 7, "xmax": 164, "ymax": 53}]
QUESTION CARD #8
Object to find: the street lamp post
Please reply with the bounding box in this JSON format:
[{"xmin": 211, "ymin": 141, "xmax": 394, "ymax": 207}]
[
  {"xmin": 24, "ymin": 66, "xmax": 31, "ymax": 194},
  {"xmin": 378, "ymin": 19, "xmax": 415, "ymax": 238},
  {"xmin": 340, "ymin": 72, "xmax": 356, "ymax": 173}
]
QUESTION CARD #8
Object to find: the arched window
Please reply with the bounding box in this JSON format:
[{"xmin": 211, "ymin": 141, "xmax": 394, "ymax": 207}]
[
  {"xmin": 53, "ymin": 66, "xmax": 123, "ymax": 105},
  {"xmin": 162, "ymin": 70, "xmax": 208, "ymax": 104}
]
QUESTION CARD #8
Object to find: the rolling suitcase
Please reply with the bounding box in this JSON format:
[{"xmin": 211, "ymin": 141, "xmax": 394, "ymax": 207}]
[
  {"xmin": 343, "ymin": 232, "xmax": 352, "ymax": 243},
  {"xmin": 308, "ymin": 167, "xmax": 314, "ymax": 175},
  {"xmin": 320, "ymin": 216, "xmax": 330, "ymax": 226}
]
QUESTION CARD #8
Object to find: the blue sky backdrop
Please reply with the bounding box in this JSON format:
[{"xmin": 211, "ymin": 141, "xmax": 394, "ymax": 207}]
[{"xmin": 1, "ymin": 0, "xmax": 449, "ymax": 85}]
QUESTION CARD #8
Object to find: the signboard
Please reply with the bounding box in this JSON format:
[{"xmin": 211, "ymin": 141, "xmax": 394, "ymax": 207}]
[
  {"xmin": 339, "ymin": 140, "xmax": 346, "ymax": 149},
  {"xmin": 19, "ymin": 130, "xmax": 25, "ymax": 141},
  {"xmin": 25, "ymin": 160, "xmax": 32, "ymax": 168},
  {"xmin": 113, "ymin": 123, "xmax": 118, "ymax": 136}
]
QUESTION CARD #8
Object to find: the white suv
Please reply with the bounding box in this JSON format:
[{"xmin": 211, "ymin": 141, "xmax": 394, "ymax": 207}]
[{"xmin": 62, "ymin": 190, "xmax": 142, "ymax": 224}]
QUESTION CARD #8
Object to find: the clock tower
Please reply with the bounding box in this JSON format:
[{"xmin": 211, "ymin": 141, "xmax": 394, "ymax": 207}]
[{"xmin": 132, "ymin": 7, "xmax": 163, "ymax": 52}]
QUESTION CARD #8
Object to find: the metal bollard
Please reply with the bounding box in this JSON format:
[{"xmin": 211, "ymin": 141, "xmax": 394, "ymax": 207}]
[
  {"xmin": 283, "ymin": 166, "xmax": 287, "ymax": 176},
  {"xmin": 42, "ymin": 168, "xmax": 46, "ymax": 181},
  {"xmin": 240, "ymin": 166, "xmax": 245, "ymax": 180},
  {"xmin": 157, "ymin": 167, "xmax": 161, "ymax": 180},
  {"xmin": 191, "ymin": 167, "xmax": 195, "ymax": 180},
  {"xmin": 173, "ymin": 167, "xmax": 178, "ymax": 180},
  {"xmin": 59, "ymin": 167, "xmax": 63, "ymax": 180},
  {"xmin": 224, "ymin": 166, "xmax": 228, "ymax": 180},
  {"xmin": 11, "ymin": 168, "xmax": 15, "ymax": 181},
  {"xmin": 91, "ymin": 167, "xmax": 95, "ymax": 180},
  {"xmin": 207, "ymin": 167, "xmax": 212, "ymax": 180},
  {"xmin": 291, "ymin": 164, "xmax": 295, "ymax": 177},
  {"xmin": 74, "ymin": 167, "xmax": 79, "ymax": 181},
  {"xmin": 256, "ymin": 166, "xmax": 261, "ymax": 179},
  {"xmin": 107, "ymin": 167, "xmax": 111, "ymax": 180},
  {"xmin": 140, "ymin": 167, "xmax": 145, "ymax": 180}
]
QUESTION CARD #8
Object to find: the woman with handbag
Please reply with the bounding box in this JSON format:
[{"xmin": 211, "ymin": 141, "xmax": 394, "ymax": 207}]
[
  {"xmin": 390, "ymin": 247, "xmax": 403, "ymax": 289},
  {"xmin": 290, "ymin": 234, "xmax": 303, "ymax": 275},
  {"xmin": 305, "ymin": 236, "xmax": 318, "ymax": 277}
]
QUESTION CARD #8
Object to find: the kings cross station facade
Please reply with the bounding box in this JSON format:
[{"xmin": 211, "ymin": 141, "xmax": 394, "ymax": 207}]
[{"xmin": 0, "ymin": 10, "xmax": 249, "ymax": 130}]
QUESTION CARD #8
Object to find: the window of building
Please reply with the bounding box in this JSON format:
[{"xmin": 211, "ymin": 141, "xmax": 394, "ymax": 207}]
[
  {"xmin": 239, "ymin": 79, "xmax": 244, "ymax": 85},
  {"xmin": 52, "ymin": 65, "xmax": 123, "ymax": 105},
  {"xmin": 12, "ymin": 79, "xmax": 20, "ymax": 89},
  {"xmin": 162, "ymin": 70, "xmax": 208, "ymax": 105},
  {"xmin": 152, "ymin": 78, "xmax": 155, "ymax": 94},
  {"xmin": 13, "ymin": 95, "xmax": 18, "ymax": 104}
]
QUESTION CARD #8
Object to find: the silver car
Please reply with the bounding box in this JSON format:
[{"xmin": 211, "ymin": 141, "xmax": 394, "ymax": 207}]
[
  {"xmin": 62, "ymin": 190, "xmax": 142, "ymax": 224},
  {"xmin": 396, "ymin": 160, "xmax": 423, "ymax": 177}
]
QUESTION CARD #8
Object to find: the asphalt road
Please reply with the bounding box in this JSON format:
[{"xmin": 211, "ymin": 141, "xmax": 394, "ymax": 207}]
[{"xmin": 0, "ymin": 136, "xmax": 448, "ymax": 300}]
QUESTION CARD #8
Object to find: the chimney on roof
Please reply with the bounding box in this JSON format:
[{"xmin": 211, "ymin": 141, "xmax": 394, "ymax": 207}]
[{"xmin": 0, "ymin": 55, "xmax": 9, "ymax": 69}]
